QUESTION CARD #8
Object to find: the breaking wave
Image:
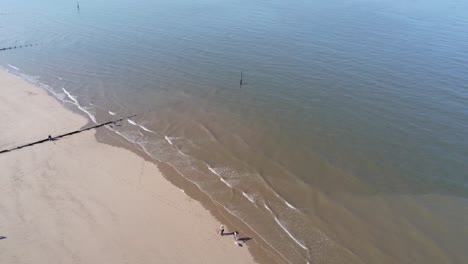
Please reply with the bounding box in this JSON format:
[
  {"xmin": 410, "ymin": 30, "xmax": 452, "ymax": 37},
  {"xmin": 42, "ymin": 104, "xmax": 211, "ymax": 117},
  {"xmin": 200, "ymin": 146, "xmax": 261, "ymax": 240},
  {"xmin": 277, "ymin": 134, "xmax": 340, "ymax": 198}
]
[
  {"xmin": 139, "ymin": 125, "xmax": 155, "ymax": 133},
  {"xmin": 7, "ymin": 64, "xmax": 19, "ymax": 70},
  {"xmin": 62, "ymin": 88, "xmax": 97, "ymax": 123},
  {"xmin": 284, "ymin": 200, "xmax": 297, "ymax": 210},
  {"xmin": 242, "ymin": 191, "xmax": 256, "ymax": 204},
  {"xmin": 274, "ymin": 217, "xmax": 308, "ymax": 251}
]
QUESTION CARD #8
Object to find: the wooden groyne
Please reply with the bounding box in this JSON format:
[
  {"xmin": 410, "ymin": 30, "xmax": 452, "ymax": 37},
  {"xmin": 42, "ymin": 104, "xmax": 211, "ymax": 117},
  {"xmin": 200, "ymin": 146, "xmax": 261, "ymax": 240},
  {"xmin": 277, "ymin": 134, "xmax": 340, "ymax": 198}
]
[
  {"xmin": 0, "ymin": 114, "xmax": 137, "ymax": 154},
  {"xmin": 0, "ymin": 43, "xmax": 40, "ymax": 52}
]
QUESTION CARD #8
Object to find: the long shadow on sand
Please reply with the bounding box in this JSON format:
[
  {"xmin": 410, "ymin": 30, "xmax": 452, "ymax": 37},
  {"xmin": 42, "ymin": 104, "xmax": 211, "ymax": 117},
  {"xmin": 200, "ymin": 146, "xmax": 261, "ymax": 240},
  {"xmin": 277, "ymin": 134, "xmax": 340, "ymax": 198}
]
[
  {"xmin": 0, "ymin": 236, "xmax": 7, "ymax": 240},
  {"xmin": 235, "ymin": 237, "xmax": 253, "ymax": 247},
  {"xmin": 238, "ymin": 237, "xmax": 252, "ymax": 242}
]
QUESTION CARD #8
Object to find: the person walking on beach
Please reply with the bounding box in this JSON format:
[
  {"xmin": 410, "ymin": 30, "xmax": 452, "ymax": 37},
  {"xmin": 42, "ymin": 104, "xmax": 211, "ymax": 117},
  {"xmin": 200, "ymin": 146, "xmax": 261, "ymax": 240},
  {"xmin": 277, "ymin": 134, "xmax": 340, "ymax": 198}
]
[
  {"xmin": 48, "ymin": 135, "xmax": 53, "ymax": 141},
  {"xmin": 218, "ymin": 225, "xmax": 225, "ymax": 236},
  {"xmin": 233, "ymin": 231, "xmax": 243, "ymax": 246}
]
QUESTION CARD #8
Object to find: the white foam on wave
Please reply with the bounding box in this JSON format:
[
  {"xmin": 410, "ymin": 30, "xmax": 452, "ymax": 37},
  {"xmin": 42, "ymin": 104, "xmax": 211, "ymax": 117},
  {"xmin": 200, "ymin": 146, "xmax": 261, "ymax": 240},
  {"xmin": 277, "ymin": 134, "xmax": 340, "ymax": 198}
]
[
  {"xmin": 75, "ymin": 97, "xmax": 294, "ymax": 264},
  {"xmin": 21, "ymin": 74, "xmax": 66, "ymax": 101},
  {"xmin": 7, "ymin": 64, "xmax": 19, "ymax": 70},
  {"xmin": 3, "ymin": 66, "xmax": 55, "ymax": 103},
  {"xmin": 49, "ymin": 87, "xmax": 65, "ymax": 100},
  {"xmin": 264, "ymin": 204, "xmax": 273, "ymax": 213},
  {"xmin": 275, "ymin": 193, "xmax": 298, "ymax": 210},
  {"xmin": 242, "ymin": 192, "xmax": 256, "ymax": 204},
  {"xmin": 111, "ymin": 132, "xmax": 295, "ymax": 264},
  {"xmin": 220, "ymin": 177, "xmax": 232, "ymax": 188},
  {"xmin": 274, "ymin": 217, "xmax": 308, "ymax": 251},
  {"xmin": 62, "ymin": 88, "xmax": 78, "ymax": 104},
  {"xmin": 208, "ymin": 166, "xmax": 222, "ymax": 177},
  {"xmin": 139, "ymin": 125, "xmax": 155, "ymax": 133},
  {"xmin": 284, "ymin": 200, "xmax": 298, "ymax": 210},
  {"xmin": 214, "ymin": 201, "xmax": 294, "ymax": 264},
  {"xmin": 165, "ymin": 136, "xmax": 175, "ymax": 145},
  {"xmin": 62, "ymin": 88, "xmax": 97, "ymax": 123},
  {"xmin": 123, "ymin": 118, "xmax": 156, "ymax": 134},
  {"xmin": 208, "ymin": 166, "xmax": 236, "ymax": 188},
  {"xmin": 178, "ymin": 150, "xmax": 188, "ymax": 156},
  {"xmin": 4, "ymin": 69, "xmax": 100, "ymax": 125},
  {"xmin": 108, "ymin": 111, "xmax": 116, "ymax": 115}
]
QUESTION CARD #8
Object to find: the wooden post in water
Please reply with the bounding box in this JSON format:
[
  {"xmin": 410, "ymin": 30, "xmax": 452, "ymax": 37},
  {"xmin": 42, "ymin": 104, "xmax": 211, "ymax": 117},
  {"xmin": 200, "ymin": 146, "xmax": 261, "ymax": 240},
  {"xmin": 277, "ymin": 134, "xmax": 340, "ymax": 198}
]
[{"xmin": 240, "ymin": 71, "xmax": 243, "ymax": 87}]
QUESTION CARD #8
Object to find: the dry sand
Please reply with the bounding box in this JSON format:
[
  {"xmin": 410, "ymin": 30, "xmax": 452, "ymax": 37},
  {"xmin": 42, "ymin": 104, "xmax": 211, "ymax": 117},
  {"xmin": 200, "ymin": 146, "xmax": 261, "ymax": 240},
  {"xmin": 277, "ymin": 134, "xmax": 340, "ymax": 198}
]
[{"xmin": 0, "ymin": 69, "xmax": 256, "ymax": 264}]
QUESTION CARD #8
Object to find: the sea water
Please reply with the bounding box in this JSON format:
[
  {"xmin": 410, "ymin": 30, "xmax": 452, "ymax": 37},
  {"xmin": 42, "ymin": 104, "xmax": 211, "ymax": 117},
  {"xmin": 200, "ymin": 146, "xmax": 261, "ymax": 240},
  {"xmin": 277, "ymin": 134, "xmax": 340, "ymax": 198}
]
[{"xmin": 1, "ymin": 0, "xmax": 467, "ymax": 263}]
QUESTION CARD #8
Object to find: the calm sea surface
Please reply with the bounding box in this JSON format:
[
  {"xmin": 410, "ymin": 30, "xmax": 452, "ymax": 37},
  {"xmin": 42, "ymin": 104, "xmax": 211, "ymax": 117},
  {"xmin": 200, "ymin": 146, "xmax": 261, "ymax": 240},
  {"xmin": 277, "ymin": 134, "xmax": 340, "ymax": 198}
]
[{"xmin": 1, "ymin": 0, "xmax": 467, "ymax": 263}]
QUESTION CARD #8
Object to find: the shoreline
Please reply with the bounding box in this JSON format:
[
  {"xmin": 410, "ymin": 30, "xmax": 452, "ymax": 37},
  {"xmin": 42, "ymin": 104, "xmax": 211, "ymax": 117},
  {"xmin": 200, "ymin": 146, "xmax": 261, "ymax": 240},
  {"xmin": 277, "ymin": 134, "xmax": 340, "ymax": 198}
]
[
  {"xmin": 5, "ymin": 65, "xmax": 467, "ymax": 263},
  {"xmin": 0, "ymin": 69, "xmax": 266, "ymax": 264},
  {"xmin": 95, "ymin": 126, "xmax": 287, "ymax": 264}
]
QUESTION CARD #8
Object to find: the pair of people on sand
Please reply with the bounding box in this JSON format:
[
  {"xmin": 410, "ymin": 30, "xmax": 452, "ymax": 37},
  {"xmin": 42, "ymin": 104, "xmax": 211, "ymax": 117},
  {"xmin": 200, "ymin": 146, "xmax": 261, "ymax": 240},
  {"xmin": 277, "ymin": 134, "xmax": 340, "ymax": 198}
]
[{"xmin": 218, "ymin": 225, "xmax": 242, "ymax": 246}]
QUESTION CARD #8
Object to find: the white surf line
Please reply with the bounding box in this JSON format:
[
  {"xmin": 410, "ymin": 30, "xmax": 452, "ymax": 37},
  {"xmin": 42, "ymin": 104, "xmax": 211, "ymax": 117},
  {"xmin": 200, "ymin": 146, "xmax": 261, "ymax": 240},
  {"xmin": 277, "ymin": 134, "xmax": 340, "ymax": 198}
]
[
  {"xmin": 127, "ymin": 119, "xmax": 138, "ymax": 125},
  {"xmin": 219, "ymin": 177, "xmax": 232, "ymax": 188},
  {"xmin": 108, "ymin": 111, "xmax": 116, "ymax": 115},
  {"xmin": 242, "ymin": 191, "xmax": 256, "ymax": 204},
  {"xmin": 208, "ymin": 166, "xmax": 234, "ymax": 189},
  {"xmin": 99, "ymin": 121, "xmax": 295, "ymax": 263},
  {"xmin": 274, "ymin": 217, "xmax": 308, "ymax": 251},
  {"xmin": 101, "ymin": 130, "xmax": 294, "ymax": 264},
  {"xmin": 177, "ymin": 149, "xmax": 188, "ymax": 157},
  {"xmin": 121, "ymin": 116, "xmax": 156, "ymax": 134},
  {"xmin": 284, "ymin": 200, "xmax": 298, "ymax": 210},
  {"xmin": 164, "ymin": 136, "xmax": 175, "ymax": 145},
  {"xmin": 208, "ymin": 166, "xmax": 221, "ymax": 177},
  {"xmin": 7, "ymin": 64, "xmax": 19, "ymax": 70},
  {"xmin": 275, "ymin": 193, "xmax": 298, "ymax": 210},
  {"xmin": 62, "ymin": 88, "xmax": 97, "ymax": 124},
  {"xmin": 114, "ymin": 125, "xmax": 297, "ymax": 264},
  {"xmin": 265, "ymin": 202, "xmax": 309, "ymax": 253},
  {"xmin": 19, "ymin": 75, "xmax": 66, "ymax": 103},
  {"xmin": 215, "ymin": 200, "xmax": 294, "ymax": 264},
  {"xmin": 139, "ymin": 125, "xmax": 155, "ymax": 133},
  {"xmin": 264, "ymin": 203, "xmax": 273, "ymax": 213}
]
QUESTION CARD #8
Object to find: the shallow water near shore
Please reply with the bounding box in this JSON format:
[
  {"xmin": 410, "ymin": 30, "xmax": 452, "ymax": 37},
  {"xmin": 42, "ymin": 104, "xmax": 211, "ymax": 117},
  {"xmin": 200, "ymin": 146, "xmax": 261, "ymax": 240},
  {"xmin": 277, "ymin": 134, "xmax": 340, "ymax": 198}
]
[{"xmin": 1, "ymin": 0, "xmax": 468, "ymax": 263}]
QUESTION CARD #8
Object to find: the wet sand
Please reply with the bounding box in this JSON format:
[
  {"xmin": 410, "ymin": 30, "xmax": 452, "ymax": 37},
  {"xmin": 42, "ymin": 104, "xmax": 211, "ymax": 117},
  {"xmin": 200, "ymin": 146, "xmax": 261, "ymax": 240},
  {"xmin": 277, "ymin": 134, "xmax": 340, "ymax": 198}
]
[{"xmin": 0, "ymin": 69, "xmax": 257, "ymax": 264}]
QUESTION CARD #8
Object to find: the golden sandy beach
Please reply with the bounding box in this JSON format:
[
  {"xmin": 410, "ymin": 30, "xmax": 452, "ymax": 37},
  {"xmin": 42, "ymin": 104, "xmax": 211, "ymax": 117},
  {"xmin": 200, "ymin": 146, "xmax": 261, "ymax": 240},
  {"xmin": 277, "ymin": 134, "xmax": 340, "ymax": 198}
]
[{"xmin": 0, "ymin": 69, "xmax": 257, "ymax": 263}]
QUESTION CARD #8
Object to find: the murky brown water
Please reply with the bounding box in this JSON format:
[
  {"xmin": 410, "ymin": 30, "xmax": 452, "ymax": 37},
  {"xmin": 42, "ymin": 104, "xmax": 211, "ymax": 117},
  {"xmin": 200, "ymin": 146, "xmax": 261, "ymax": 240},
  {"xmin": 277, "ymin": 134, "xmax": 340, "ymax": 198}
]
[{"xmin": 1, "ymin": 0, "xmax": 468, "ymax": 263}]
